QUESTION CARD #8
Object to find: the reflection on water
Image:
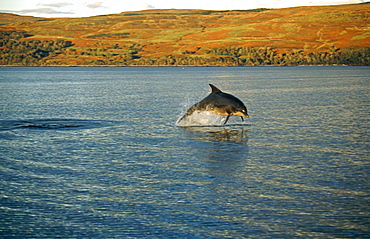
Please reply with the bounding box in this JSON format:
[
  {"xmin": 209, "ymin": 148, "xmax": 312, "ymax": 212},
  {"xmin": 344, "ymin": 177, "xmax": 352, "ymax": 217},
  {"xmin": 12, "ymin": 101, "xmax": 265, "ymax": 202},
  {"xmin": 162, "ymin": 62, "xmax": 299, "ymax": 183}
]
[
  {"xmin": 180, "ymin": 126, "xmax": 250, "ymax": 186},
  {"xmin": 180, "ymin": 126, "xmax": 248, "ymax": 144}
]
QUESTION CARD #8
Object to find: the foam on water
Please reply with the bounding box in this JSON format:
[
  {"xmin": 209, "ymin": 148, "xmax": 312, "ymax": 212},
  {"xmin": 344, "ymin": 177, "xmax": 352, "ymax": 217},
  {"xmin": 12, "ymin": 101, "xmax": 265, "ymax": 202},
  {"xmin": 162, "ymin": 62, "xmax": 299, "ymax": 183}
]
[{"xmin": 176, "ymin": 110, "xmax": 226, "ymax": 126}]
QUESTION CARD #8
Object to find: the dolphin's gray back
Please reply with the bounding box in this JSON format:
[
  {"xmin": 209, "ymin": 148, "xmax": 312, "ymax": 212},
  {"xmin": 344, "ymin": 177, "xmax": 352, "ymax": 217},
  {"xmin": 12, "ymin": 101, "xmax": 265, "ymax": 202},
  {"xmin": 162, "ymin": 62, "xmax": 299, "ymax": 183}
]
[
  {"xmin": 186, "ymin": 91, "xmax": 246, "ymax": 115},
  {"xmin": 208, "ymin": 92, "xmax": 245, "ymax": 109}
]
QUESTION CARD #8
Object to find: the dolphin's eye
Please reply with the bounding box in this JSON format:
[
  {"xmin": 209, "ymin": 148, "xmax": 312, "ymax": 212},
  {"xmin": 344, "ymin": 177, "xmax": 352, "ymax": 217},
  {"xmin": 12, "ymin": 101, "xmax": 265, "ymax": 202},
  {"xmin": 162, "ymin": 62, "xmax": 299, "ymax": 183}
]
[{"xmin": 242, "ymin": 110, "xmax": 246, "ymax": 113}]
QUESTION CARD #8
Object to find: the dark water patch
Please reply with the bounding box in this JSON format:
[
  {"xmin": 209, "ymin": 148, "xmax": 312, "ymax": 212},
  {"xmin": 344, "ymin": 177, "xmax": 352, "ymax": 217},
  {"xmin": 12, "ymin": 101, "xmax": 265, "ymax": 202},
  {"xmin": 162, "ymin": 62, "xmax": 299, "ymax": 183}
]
[{"xmin": 0, "ymin": 119, "xmax": 120, "ymax": 131}]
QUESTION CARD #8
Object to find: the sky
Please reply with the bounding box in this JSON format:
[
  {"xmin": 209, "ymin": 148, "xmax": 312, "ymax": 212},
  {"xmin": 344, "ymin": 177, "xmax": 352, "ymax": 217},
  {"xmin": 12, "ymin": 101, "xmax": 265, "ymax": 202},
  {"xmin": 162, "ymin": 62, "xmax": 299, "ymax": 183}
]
[{"xmin": 0, "ymin": 0, "xmax": 368, "ymax": 18}]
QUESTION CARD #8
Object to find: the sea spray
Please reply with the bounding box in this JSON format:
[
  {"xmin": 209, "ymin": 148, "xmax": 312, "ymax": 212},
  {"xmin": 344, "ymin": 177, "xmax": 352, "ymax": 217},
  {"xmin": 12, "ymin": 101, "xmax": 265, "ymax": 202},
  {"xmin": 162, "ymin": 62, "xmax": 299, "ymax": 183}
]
[
  {"xmin": 176, "ymin": 110, "xmax": 226, "ymax": 127},
  {"xmin": 176, "ymin": 95, "xmax": 227, "ymax": 127}
]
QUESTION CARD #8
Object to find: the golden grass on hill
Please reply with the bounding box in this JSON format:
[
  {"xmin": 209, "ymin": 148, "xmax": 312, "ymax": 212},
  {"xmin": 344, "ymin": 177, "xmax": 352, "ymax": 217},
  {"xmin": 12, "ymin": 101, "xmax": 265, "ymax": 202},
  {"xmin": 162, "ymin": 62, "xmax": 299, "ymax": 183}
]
[{"xmin": 0, "ymin": 4, "xmax": 369, "ymax": 66}]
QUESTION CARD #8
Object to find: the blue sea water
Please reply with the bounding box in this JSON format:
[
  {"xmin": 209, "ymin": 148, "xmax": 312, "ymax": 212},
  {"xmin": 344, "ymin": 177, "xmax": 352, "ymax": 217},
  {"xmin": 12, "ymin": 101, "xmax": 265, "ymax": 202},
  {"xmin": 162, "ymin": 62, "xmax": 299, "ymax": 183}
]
[{"xmin": 0, "ymin": 66, "xmax": 369, "ymax": 238}]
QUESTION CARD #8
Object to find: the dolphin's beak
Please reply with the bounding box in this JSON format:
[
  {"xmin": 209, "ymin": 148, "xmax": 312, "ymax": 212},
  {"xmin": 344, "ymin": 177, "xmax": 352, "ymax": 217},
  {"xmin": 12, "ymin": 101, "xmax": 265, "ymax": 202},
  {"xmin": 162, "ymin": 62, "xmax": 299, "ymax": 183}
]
[
  {"xmin": 235, "ymin": 111, "xmax": 249, "ymax": 118},
  {"xmin": 240, "ymin": 114, "xmax": 249, "ymax": 122}
]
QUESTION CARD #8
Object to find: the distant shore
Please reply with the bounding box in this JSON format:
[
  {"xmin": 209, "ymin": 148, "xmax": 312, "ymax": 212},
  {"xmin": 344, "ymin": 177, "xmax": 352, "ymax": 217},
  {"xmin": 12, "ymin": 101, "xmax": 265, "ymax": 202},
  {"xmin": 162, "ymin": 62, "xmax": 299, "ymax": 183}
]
[{"xmin": 1, "ymin": 4, "xmax": 369, "ymax": 67}]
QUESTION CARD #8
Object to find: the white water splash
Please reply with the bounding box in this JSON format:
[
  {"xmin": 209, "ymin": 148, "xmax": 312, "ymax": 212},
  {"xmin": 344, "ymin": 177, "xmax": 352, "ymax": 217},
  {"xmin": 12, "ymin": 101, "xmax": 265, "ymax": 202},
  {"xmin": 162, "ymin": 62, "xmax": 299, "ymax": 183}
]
[{"xmin": 176, "ymin": 110, "xmax": 226, "ymax": 127}]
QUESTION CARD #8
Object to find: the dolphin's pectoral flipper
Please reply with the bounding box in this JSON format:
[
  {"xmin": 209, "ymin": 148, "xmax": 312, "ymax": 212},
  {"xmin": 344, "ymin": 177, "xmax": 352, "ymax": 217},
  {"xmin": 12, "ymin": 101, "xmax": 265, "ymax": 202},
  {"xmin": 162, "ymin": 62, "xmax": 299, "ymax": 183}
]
[
  {"xmin": 224, "ymin": 114, "xmax": 231, "ymax": 124},
  {"xmin": 241, "ymin": 116, "xmax": 244, "ymax": 122}
]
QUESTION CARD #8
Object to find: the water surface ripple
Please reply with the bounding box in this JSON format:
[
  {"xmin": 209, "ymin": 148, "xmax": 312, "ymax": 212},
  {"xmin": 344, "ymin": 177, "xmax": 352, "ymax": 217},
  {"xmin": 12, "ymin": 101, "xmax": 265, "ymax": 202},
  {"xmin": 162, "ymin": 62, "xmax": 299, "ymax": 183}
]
[{"xmin": 0, "ymin": 66, "xmax": 369, "ymax": 238}]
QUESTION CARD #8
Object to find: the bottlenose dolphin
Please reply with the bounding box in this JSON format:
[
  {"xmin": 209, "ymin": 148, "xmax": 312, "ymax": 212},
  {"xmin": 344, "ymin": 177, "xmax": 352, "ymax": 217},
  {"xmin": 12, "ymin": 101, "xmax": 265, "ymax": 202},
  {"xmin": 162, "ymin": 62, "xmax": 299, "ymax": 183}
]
[{"xmin": 179, "ymin": 84, "xmax": 249, "ymax": 125}]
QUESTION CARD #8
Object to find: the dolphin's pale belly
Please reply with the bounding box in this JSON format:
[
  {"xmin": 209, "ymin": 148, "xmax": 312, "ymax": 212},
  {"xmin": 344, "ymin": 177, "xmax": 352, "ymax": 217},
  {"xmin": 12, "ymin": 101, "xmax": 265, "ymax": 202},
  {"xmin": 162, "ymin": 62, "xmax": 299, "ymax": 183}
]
[{"xmin": 204, "ymin": 105, "xmax": 229, "ymax": 116}]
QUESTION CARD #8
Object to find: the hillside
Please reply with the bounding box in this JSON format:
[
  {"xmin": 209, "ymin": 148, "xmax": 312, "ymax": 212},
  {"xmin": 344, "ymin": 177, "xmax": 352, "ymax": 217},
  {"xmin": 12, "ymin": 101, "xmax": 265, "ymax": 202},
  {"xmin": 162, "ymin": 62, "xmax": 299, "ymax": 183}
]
[
  {"xmin": 0, "ymin": 3, "xmax": 369, "ymax": 66},
  {"xmin": 0, "ymin": 13, "xmax": 45, "ymax": 26}
]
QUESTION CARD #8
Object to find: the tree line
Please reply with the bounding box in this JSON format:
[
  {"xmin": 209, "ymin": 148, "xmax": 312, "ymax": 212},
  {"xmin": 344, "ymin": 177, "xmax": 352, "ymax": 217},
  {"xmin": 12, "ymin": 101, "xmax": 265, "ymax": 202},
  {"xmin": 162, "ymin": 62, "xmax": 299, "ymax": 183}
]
[
  {"xmin": 0, "ymin": 31, "xmax": 73, "ymax": 65},
  {"xmin": 82, "ymin": 46, "xmax": 370, "ymax": 66},
  {"xmin": 0, "ymin": 31, "xmax": 369, "ymax": 66}
]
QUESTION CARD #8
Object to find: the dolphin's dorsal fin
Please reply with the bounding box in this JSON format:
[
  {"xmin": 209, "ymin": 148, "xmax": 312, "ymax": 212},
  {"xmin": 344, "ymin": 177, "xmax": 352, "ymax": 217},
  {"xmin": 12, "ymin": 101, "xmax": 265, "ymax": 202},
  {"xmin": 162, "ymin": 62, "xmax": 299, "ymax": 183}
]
[{"xmin": 209, "ymin": 84, "xmax": 222, "ymax": 93}]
